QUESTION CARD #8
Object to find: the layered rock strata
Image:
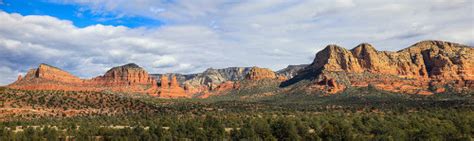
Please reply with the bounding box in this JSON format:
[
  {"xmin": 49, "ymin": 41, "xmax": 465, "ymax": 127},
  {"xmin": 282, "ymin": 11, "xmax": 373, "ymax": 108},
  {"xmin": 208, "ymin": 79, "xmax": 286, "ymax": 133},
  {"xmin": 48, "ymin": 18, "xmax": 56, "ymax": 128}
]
[
  {"xmin": 157, "ymin": 75, "xmax": 188, "ymax": 98},
  {"xmin": 285, "ymin": 40, "xmax": 474, "ymax": 94},
  {"xmin": 246, "ymin": 67, "xmax": 277, "ymax": 80}
]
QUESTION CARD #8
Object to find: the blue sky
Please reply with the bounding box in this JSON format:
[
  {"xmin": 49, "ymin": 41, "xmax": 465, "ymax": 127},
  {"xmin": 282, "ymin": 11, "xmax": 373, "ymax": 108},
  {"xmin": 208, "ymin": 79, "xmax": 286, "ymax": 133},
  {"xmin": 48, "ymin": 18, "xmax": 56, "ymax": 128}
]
[
  {"xmin": 0, "ymin": 0, "xmax": 163, "ymax": 27},
  {"xmin": 0, "ymin": 0, "xmax": 472, "ymax": 85}
]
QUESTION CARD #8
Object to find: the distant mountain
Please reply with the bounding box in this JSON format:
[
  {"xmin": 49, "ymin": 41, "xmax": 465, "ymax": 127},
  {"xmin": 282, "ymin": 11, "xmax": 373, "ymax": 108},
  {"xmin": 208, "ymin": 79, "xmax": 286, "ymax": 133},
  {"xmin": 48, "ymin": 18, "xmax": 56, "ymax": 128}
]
[
  {"xmin": 151, "ymin": 67, "xmax": 253, "ymax": 86},
  {"xmin": 276, "ymin": 64, "xmax": 309, "ymax": 79},
  {"xmin": 185, "ymin": 67, "xmax": 252, "ymax": 86}
]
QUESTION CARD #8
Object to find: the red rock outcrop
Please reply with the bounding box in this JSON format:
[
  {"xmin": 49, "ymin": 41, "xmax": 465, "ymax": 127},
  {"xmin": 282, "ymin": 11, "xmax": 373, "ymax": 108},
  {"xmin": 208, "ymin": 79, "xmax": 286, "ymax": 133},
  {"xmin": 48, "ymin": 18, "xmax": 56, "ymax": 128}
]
[
  {"xmin": 157, "ymin": 75, "xmax": 189, "ymax": 98},
  {"xmin": 9, "ymin": 63, "xmax": 160, "ymax": 96},
  {"xmin": 246, "ymin": 67, "xmax": 277, "ymax": 80},
  {"xmin": 92, "ymin": 63, "xmax": 155, "ymax": 85},
  {"xmin": 212, "ymin": 81, "xmax": 240, "ymax": 93},
  {"xmin": 313, "ymin": 76, "xmax": 345, "ymax": 94},
  {"xmin": 17, "ymin": 75, "xmax": 22, "ymax": 81},
  {"xmin": 89, "ymin": 63, "xmax": 159, "ymax": 94},
  {"xmin": 287, "ymin": 40, "xmax": 474, "ymax": 94},
  {"xmin": 160, "ymin": 75, "xmax": 169, "ymax": 89},
  {"xmin": 311, "ymin": 45, "xmax": 364, "ymax": 73},
  {"xmin": 9, "ymin": 64, "xmax": 85, "ymax": 91},
  {"xmin": 192, "ymin": 81, "xmax": 240, "ymax": 98}
]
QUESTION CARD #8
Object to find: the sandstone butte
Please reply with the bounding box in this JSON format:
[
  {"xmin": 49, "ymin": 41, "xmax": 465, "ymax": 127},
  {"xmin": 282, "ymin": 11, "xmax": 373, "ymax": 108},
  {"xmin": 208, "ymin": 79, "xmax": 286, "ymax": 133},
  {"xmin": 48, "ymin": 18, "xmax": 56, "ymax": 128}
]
[
  {"xmin": 286, "ymin": 40, "xmax": 474, "ymax": 95},
  {"xmin": 246, "ymin": 67, "xmax": 277, "ymax": 80}
]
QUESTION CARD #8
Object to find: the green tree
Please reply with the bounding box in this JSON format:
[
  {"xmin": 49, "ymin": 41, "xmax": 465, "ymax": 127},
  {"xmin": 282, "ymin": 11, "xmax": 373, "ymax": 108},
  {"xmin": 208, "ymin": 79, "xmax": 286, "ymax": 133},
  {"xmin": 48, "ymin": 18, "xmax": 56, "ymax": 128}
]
[
  {"xmin": 271, "ymin": 119, "xmax": 300, "ymax": 141},
  {"xmin": 203, "ymin": 116, "xmax": 225, "ymax": 140}
]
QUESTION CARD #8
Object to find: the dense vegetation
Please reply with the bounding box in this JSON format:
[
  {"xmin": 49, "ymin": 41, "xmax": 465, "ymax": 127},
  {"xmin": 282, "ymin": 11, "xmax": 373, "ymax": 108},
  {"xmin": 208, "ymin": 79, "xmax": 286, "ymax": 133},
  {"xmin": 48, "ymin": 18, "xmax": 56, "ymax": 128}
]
[{"xmin": 0, "ymin": 86, "xmax": 472, "ymax": 140}]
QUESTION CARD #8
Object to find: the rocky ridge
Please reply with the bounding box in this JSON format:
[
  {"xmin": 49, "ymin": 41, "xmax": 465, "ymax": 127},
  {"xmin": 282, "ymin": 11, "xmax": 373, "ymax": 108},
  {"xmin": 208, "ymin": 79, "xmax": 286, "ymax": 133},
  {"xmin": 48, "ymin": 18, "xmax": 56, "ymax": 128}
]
[
  {"xmin": 285, "ymin": 40, "xmax": 474, "ymax": 94},
  {"xmin": 276, "ymin": 64, "xmax": 309, "ymax": 79}
]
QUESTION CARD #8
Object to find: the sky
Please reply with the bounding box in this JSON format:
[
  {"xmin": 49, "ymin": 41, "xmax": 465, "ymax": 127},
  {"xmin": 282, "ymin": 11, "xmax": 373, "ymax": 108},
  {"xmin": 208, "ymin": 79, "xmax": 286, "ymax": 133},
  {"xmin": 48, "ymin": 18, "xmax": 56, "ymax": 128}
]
[{"xmin": 0, "ymin": 0, "xmax": 473, "ymax": 85}]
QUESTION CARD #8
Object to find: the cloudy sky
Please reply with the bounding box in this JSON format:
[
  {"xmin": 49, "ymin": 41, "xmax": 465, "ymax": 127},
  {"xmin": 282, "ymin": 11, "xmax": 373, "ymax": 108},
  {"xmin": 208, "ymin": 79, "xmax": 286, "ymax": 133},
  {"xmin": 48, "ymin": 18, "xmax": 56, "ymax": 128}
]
[{"xmin": 0, "ymin": 0, "xmax": 472, "ymax": 85}]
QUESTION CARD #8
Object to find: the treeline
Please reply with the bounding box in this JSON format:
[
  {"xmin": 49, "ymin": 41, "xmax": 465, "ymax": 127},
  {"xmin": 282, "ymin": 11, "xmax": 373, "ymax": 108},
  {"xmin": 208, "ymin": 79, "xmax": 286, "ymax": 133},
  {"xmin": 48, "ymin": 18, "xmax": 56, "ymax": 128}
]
[{"xmin": 1, "ymin": 110, "xmax": 472, "ymax": 140}]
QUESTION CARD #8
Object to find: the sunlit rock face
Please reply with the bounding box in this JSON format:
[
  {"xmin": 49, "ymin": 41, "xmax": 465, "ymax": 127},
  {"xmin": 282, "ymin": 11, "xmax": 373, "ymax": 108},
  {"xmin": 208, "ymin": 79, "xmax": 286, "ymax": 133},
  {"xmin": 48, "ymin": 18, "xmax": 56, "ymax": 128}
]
[
  {"xmin": 245, "ymin": 67, "xmax": 277, "ymax": 80},
  {"xmin": 285, "ymin": 40, "xmax": 474, "ymax": 94},
  {"xmin": 157, "ymin": 75, "xmax": 189, "ymax": 98},
  {"xmin": 9, "ymin": 63, "xmax": 160, "ymax": 95}
]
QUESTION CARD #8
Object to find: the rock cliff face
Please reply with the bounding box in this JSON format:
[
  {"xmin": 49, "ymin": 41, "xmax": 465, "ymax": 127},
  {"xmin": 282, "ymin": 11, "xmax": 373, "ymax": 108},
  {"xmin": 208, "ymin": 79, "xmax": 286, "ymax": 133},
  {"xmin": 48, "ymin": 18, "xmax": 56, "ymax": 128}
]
[
  {"xmin": 184, "ymin": 67, "xmax": 252, "ymax": 86},
  {"xmin": 9, "ymin": 64, "xmax": 85, "ymax": 91},
  {"xmin": 157, "ymin": 75, "xmax": 188, "ymax": 98},
  {"xmin": 150, "ymin": 73, "xmax": 197, "ymax": 85},
  {"xmin": 93, "ymin": 63, "xmax": 155, "ymax": 85},
  {"xmin": 89, "ymin": 63, "xmax": 159, "ymax": 94},
  {"xmin": 246, "ymin": 67, "xmax": 277, "ymax": 80},
  {"xmin": 31, "ymin": 64, "xmax": 83, "ymax": 83},
  {"xmin": 285, "ymin": 40, "xmax": 474, "ymax": 94}
]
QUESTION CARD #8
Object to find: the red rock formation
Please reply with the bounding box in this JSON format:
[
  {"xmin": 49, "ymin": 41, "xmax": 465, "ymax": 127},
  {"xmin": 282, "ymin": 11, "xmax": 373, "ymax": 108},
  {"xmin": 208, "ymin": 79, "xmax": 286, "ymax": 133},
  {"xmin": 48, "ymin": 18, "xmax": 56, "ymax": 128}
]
[
  {"xmin": 9, "ymin": 63, "xmax": 160, "ymax": 96},
  {"xmin": 246, "ymin": 67, "xmax": 277, "ymax": 80},
  {"xmin": 160, "ymin": 75, "xmax": 169, "ymax": 89},
  {"xmin": 192, "ymin": 81, "xmax": 240, "ymax": 98},
  {"xmin": 157, "ymin": 75, "xmax": 189, "ymax": 98},
  {"xmin": 288, "ymin": 40, "xmax": 474, "ymax": 94},
  {"xmin": 315, "ymin": 76, "xmax": 345, "ymax": 94},
  {"xmin": 92, "ymin": 63, "xmax": 155, "ymax": 85},
  {"xmin": 7, "ymin": 40, "xmax": 473, "ymax": 97},
  {"xmin": 311, "ymin": 45, "xmax": 363, "ymax": 73},
  {"xmin": 276, "ymin": 75, "xmax": 288, "ymax": 81},
  {"xmin": 213, "ymin": 81, "xmax": 239, "ymax": 93},
  {"xmin": 88, "ymin": 63, "xmax": 159, "ymax": 94},
  {"xmin": 9, "ymin": 64, "xmax": 85, "ymax": 91},
  {"xmin": 170, "ymin": 76, "xmax": 179, "ymax": 87}
]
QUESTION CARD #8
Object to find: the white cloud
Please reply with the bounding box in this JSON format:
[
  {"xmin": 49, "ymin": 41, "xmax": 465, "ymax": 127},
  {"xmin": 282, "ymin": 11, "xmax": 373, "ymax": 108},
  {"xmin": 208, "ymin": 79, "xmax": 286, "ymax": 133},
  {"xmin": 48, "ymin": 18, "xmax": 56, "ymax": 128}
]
[
  {"xmin": 0, "ymin": 0, "xmax": 473, "ymax": 85},
  {"xmin": 153, "ymin": 55, "xmax": 177, "ymax": 68},
  {"xmin": 0, "ymin": 66, "xmax": 19, "ymax": 85},
  {"xmin": 0, "ymin": 11, "xmax": 243, "ymax": 85}
]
